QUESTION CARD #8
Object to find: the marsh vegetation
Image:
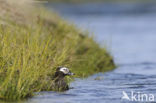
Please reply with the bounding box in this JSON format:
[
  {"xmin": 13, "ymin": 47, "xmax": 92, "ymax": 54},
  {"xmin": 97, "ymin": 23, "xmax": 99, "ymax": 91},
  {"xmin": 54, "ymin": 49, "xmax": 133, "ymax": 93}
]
[{"xmin": 0, "ymin": 0, "xmax": 115, "ymax": 100}]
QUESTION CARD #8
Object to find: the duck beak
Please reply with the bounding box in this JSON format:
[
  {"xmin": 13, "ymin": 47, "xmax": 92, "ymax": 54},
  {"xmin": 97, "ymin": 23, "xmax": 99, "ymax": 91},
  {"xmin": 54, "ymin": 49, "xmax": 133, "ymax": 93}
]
[{"xmin": 68, "ymin": 72, "xmax": 75, "ymax": 76}]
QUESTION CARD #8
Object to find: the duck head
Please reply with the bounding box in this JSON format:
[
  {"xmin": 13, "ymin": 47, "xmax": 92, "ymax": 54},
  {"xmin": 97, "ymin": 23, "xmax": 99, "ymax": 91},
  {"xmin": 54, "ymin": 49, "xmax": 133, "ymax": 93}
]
[
  {"xmin": 59, "ymin": 67, "xmax": 74, "ymax": 76},
  {"xmin": 53, "ymin": 67, "xmax": 74, "ymax": 80}
]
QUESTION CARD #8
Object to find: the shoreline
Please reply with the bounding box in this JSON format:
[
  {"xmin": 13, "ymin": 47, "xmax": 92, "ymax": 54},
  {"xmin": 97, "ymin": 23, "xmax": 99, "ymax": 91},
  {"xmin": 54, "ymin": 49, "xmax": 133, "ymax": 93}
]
[{"xmin": 0, "ymin": 0, "xmax": 115, "ymax": 100}]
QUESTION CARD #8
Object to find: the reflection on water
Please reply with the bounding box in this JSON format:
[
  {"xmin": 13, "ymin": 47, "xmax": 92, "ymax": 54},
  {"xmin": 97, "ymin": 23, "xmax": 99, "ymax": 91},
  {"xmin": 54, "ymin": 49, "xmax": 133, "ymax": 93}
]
[{"xmin": 6, "ymin": 3, "xmax": 156, "ymax": 103}]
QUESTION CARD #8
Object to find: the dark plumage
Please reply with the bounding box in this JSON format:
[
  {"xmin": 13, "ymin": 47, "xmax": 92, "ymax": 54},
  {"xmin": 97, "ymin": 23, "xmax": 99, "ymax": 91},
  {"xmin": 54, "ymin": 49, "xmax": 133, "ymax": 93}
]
[{"xmin": 52, "ymin": 67, "xmax": 74, "ymax": 91}]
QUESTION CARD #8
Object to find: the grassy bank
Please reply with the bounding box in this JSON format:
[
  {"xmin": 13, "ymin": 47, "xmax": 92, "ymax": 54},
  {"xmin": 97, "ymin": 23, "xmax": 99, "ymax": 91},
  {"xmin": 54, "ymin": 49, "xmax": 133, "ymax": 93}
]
[{"xmin": 0, "ymin": 0, "xmax": 115, "ymax": 101}]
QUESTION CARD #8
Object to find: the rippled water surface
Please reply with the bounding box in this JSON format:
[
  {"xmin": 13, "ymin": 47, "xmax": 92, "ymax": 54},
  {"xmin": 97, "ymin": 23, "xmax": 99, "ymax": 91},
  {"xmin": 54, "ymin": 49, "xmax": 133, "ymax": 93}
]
[{"xmin": 22, "ymin": 3, "xmax": 156, "ymax": 103}]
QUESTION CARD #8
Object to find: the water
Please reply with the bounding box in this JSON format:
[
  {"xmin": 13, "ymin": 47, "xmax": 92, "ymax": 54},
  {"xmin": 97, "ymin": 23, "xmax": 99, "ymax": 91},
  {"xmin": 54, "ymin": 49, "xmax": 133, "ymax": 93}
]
[{"xmin": 25, "ymin": 3, "xmax": 156, "ymax": 103}]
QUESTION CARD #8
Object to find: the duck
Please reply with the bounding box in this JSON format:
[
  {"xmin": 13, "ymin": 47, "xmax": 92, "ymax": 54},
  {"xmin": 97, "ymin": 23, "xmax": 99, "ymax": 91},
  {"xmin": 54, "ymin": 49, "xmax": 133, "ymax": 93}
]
[{"xmin": 52, "ymin": 66, "xmax": 74, "ymax": 91}]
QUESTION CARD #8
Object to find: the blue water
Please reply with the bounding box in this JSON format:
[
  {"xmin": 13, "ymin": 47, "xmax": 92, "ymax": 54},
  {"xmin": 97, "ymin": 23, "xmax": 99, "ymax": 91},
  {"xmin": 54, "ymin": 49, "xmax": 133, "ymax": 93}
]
[{"xmin": 19, "ymin": 3, "xmax": 156, "ymax": 103}]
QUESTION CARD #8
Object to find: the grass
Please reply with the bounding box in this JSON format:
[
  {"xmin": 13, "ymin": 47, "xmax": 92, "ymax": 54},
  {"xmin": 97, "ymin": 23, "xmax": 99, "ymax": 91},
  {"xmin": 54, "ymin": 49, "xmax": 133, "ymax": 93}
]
[{"xmin": 0, "ymin": 0, "xmax": 115, "ymax": 101}]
